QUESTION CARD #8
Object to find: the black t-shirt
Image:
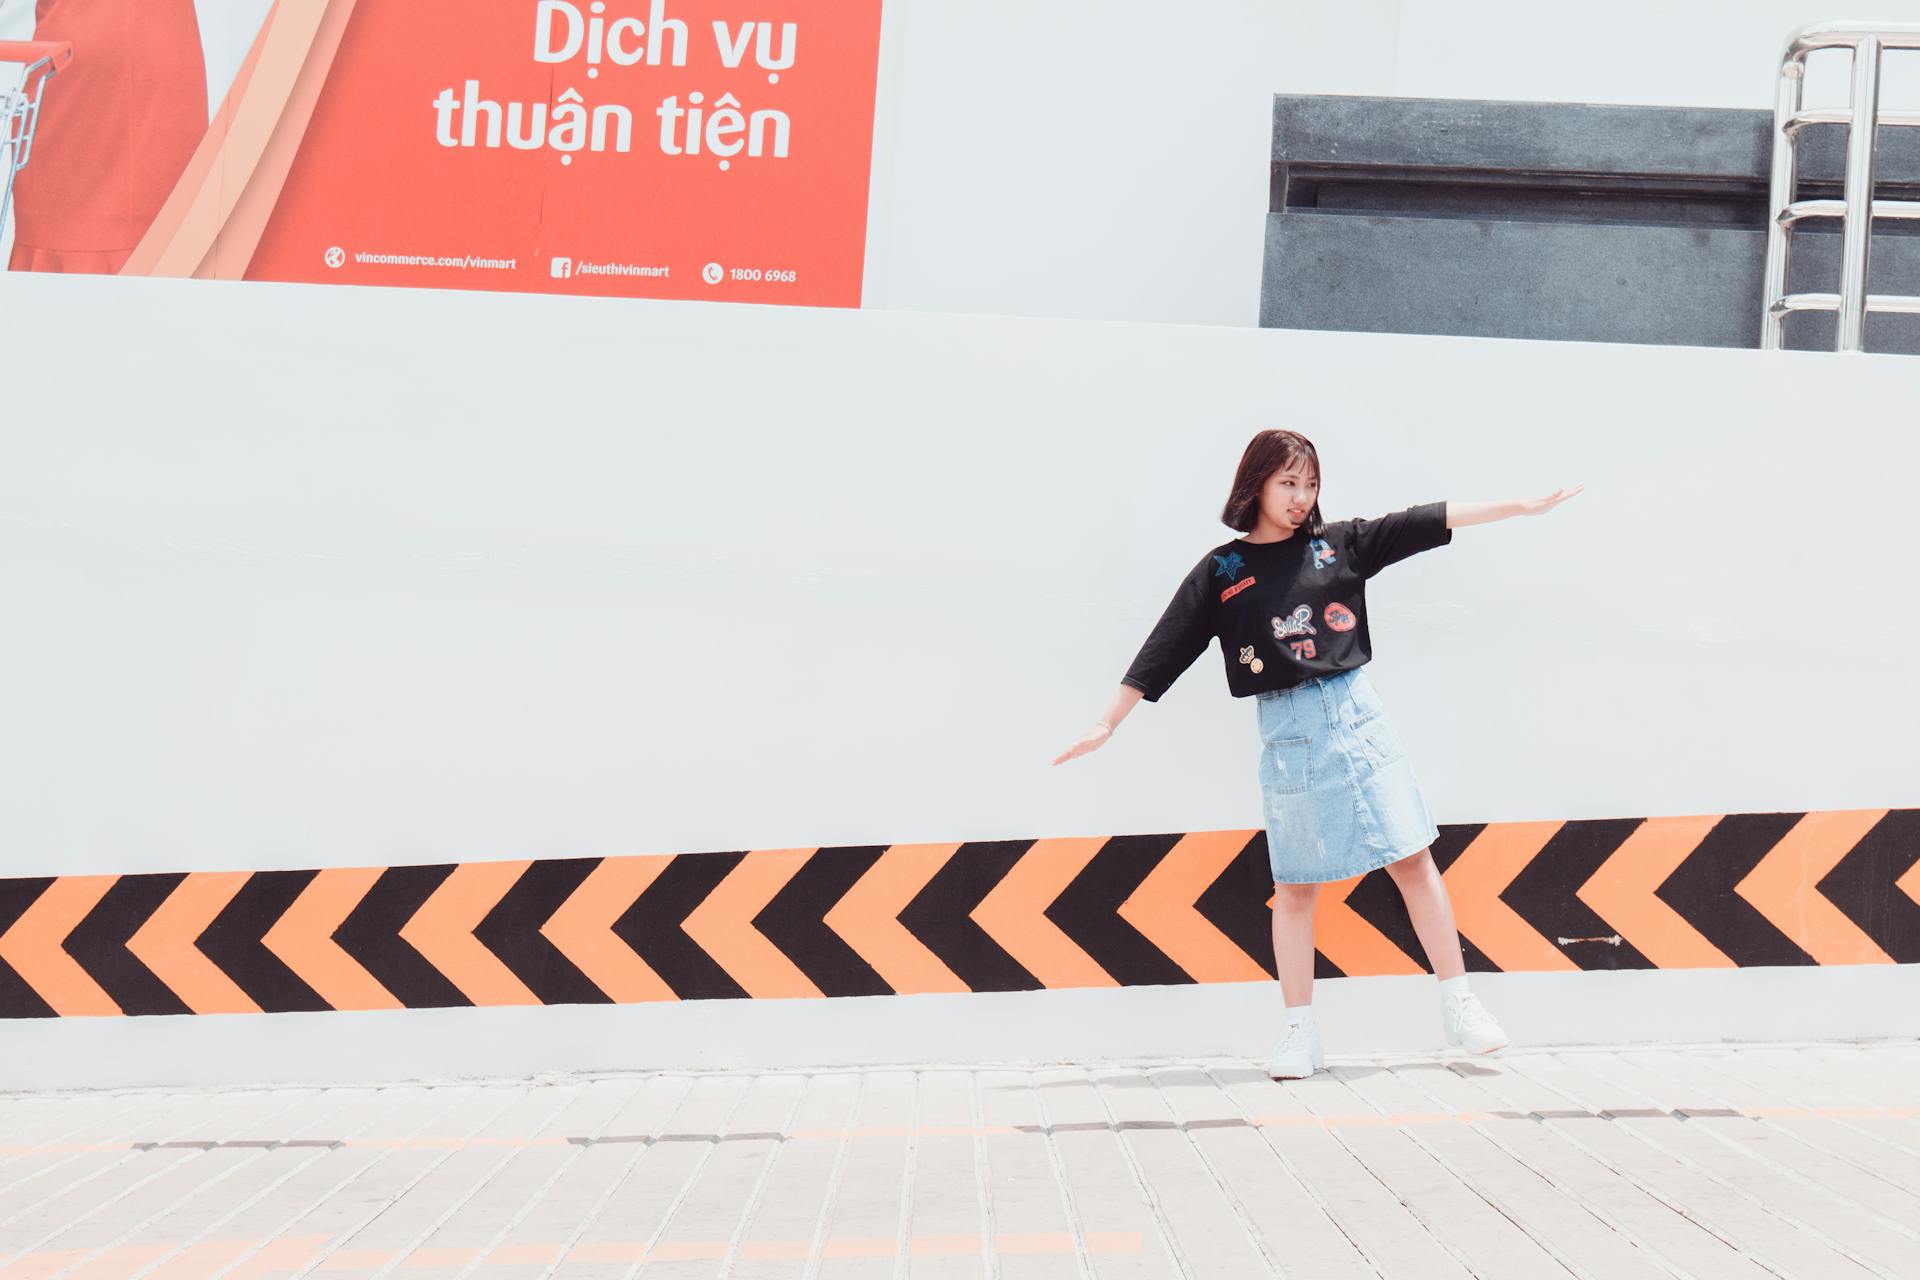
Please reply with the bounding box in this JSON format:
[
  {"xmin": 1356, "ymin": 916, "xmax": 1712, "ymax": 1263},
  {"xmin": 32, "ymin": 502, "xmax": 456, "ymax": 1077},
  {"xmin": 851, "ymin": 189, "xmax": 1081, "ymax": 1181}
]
[{"xmin": 1120, "ymin": 501, "xmax": 1453, "ymax": 701}]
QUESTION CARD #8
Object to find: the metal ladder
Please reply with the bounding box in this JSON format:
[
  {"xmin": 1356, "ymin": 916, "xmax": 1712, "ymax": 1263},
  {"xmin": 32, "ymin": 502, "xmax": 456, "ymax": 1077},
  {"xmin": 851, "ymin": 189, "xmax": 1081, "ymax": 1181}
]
[{"xmin": 1763, "ymin": 22, "xmax": 1920, "ymax": 351}]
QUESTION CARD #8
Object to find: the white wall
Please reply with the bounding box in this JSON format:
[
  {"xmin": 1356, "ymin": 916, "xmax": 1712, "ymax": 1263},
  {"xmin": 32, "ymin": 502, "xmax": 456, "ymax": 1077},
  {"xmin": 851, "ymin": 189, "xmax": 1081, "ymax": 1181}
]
[
  {"xmin": 2, "ymin": 271, "xmax": 1918, "ymax": 1086},
  {"xmin": 3, "ymin": 271, "xmax": 1917, "ymax": 875}
]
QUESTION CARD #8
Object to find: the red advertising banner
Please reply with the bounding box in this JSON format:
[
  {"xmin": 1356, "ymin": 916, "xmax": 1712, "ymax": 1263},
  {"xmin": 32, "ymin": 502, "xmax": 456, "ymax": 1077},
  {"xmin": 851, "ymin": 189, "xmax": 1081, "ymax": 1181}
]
[{"xmin": 2, "ymin": 0, "xmax": 886, "ymax": 307}]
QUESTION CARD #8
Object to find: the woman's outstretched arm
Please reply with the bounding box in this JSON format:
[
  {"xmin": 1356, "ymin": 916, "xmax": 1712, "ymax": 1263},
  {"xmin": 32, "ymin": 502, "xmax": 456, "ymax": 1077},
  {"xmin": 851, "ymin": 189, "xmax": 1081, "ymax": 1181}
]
[
  {"xmin": 1444, "ymin": 485, "xmax": 1584, "ymax": 529},
  {"xmin": 1052, "ymin": 684, "xmax": 1144, "ymax": 765}
]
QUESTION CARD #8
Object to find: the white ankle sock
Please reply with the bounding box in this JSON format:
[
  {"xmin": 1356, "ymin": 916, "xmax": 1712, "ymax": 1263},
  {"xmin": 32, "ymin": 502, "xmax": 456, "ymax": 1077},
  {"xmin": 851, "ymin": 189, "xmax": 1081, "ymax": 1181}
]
[
  {"xmin": 1284, "ymin": 1004, "xmax": 1314, "ymax": 1026},
  {"xmin": 1438, "ymin": 975, "xmax": 1471, "ymax": 1000}
]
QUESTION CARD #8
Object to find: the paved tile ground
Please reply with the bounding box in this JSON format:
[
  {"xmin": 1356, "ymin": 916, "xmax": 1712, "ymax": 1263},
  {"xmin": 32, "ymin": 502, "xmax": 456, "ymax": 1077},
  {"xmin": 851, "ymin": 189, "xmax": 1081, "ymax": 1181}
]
[{"xmin": 0, "ymin": 1041, "xmax": 1916, "ymax": 1278}]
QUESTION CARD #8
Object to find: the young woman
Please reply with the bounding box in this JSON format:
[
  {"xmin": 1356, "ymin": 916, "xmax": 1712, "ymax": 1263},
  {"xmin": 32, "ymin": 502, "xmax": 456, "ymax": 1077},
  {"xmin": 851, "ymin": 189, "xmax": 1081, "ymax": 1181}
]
[{"xmin": 1052, "ymin": 429, "xmax": 1582, "ymax": 1078}]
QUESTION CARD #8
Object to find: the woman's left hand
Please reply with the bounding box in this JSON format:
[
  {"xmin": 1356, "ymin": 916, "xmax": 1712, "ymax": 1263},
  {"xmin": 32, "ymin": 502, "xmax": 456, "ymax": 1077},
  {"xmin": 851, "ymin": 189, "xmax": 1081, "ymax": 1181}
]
[{"xmin": 1520, "ymin": 484, "xmax": 1584, "ymax": 516}]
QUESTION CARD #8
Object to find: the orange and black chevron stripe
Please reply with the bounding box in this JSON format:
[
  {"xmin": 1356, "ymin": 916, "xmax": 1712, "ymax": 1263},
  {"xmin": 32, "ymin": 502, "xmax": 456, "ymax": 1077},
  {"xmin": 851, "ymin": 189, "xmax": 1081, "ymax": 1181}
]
[{"xmin": 1, "ymin": 809, "xmax": 1914, "ymax": 1017}]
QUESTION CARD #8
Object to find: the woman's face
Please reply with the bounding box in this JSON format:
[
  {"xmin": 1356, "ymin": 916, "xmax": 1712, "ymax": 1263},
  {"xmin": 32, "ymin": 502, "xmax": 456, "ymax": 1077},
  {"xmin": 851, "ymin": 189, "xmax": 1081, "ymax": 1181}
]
[{"xmin": 1260, "ymin": 462, "xmax": 1319, "ymax": 530}]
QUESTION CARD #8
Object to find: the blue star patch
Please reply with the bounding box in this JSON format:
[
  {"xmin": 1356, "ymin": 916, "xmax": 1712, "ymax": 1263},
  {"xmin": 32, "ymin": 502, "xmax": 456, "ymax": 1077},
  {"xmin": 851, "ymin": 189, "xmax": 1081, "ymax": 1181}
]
[{"xmin": 1212, "ymin": 551, "xmax": 1245, "ymax": 581}]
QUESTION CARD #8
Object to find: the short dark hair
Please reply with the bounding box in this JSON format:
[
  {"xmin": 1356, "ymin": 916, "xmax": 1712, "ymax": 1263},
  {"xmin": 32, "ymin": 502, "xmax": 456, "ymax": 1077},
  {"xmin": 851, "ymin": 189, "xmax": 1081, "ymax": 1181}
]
[{"xmin": 1221, "ymin": 430, "xmax": 1325, "ymax": 537}]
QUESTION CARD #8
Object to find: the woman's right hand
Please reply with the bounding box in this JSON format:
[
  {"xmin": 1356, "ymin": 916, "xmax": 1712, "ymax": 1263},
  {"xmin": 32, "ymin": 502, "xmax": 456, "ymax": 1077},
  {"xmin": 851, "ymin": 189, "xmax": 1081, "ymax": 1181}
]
[{"xmin": 1051, "ymin": 723, "xmax": 1111, "ymax": 765}]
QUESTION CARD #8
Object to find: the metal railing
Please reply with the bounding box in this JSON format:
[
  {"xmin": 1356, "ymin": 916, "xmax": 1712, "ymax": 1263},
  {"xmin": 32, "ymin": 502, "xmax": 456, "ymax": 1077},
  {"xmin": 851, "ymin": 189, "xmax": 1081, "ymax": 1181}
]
[{"xmin": 1763, "ymin": 22, "xmax": 1920, "ymax": 351}]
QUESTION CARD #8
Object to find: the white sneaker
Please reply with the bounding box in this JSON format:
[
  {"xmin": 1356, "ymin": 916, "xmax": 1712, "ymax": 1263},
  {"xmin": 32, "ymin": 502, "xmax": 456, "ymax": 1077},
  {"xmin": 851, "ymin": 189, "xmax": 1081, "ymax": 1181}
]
[
  {"xmin": 1442, "ymin": 991, "xmax": 1508, "ymax": 1054},
  {"xmin": 1265, "ymin": 1016, "xmax": 1325, "ymax": 1079}
]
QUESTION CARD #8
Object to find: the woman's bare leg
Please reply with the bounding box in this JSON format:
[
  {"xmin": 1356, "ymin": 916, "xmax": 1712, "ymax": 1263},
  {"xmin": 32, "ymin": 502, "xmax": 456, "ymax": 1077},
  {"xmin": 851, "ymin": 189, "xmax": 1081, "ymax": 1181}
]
[
  {"xmin": 1383, "ymin": 848, "xmax": 1466, "ymax": 980},
  {"xmin": 1270, "ymin": 881, "xmax": 1319, "ymax": 1006}
]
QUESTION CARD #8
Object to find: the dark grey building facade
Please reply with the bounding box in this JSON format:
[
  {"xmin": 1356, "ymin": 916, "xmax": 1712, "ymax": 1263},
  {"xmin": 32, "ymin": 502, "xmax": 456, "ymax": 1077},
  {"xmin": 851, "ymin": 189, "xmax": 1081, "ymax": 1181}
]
[{"xmin": 1260, "ymin": 95, "xmax": 1920, "ymax": 354}]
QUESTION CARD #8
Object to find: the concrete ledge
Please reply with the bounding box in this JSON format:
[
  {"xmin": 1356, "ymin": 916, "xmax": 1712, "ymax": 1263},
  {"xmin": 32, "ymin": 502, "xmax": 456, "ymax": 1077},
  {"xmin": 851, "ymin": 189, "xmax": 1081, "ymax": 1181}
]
[
  {"xmin": 7, "ymin": 965, "xmax": 1917, "ymax": 1092},
  {"xmin": 1271, "ymin": 93, "xmax": 1920, "ymax": 186}
]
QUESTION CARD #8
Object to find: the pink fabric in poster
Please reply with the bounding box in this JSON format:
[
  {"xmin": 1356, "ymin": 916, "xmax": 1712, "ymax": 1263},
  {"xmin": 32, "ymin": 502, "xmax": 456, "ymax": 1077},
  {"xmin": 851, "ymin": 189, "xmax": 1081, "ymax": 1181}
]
[{"xmin": 7, "ymin": 0, "xmax": 207, "ymax": 274}]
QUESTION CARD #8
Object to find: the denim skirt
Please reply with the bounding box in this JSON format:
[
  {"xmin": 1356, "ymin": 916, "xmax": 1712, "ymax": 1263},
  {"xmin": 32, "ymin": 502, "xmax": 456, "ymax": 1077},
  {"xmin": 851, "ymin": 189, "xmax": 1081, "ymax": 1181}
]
[{"xmin": 1255, "ymin": 666, "xmax": 1440, "ymax": 884}]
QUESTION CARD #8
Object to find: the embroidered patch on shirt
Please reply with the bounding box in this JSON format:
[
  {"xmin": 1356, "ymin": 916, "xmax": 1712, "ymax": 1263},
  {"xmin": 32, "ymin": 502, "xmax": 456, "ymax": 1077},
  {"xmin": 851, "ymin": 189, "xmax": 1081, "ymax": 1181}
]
[
  {"xmin": 1212, "ymin": 551, "xmax": 1246, "ymax": 581},
  {"xmin": 1238, "ymin": 645, "xmax": 1264, "ymax": 674},
  {"xmin": 1220, "ymin": 576, "xmax": 1255, "ymax": 602},
  {"xmin": 1309, "ymin": 539, "xmax": 1336, "ymax": 570},
  {"xmin": 1271, "ymin": 605, "xmax": 1317, "ymax": 640},
  {"xmin": 1324, "ymin": 602, "xmax": 1357, "ymax": 632}
]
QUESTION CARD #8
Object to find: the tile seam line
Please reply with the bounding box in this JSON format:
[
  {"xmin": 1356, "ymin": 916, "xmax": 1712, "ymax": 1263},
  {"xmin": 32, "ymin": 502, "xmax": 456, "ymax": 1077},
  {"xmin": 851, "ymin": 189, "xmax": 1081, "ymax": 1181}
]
[
  {"xmin": 30, "ymin": 1089, "xmax": 326, "ymax": 1280},
  {"xmin": 1196, "ymin": 1061, "xmax": 1390, "ymax": 1278},
  {"xmin": 1529, "ymin": 1050, "xmax": 1905, "ymax": 1280},
  {"xmin": 1081, "ymin": 1065, "xmax": 1199, "ymax": 1280},
  {"xmin": 527, "ymin": 1073, "xmax": 700, "ymax": 1280},
  {"xmin": 205, "ymin": 1086, "xmax": 481, "ymax": 1280},
  {"xmin": 277, "ymin": 1086, "xmax": 535, "ymax": 1280},
  {"xmin": 1326, "ymin": 1063, "xmax": 1614, "ymax": 1280},
  {"xmin": 1668, "ymin": 1046, "xmax": 1920, "ymax": 1166},
  {"xmin": 888, "ymin": 1068, "xmax": 920, "ymax": 1280},
  {"xmin": 1569, "ymin": 1050, "xmax": 1920, "ymax": 1246},
  {"xmin": 449, "ymin": 1081, "xmax": 636, "ymax": 1280},
  {"xmin": 1386, "ymin": 1060, "xmax": 1707, "ymax": 1280},
  {"xmin": 1145, "ymin": 1065, "xmax": 1290, "ymax": 1278},
  {"xmin": 0, "ymin": 1090, "xmax": 302, "ymax": 1249},
  {"xmin": 713, "ymin": 1079, "xmax": 814, "ymax": 1279},
  {"xmin": 1284, "ymin": 1072, "xmax": 1488, "ymax": 1279},
  {"xmin": 966, "ymin": 1069, "xmax": 1000, "ymax": 1280},
  {"xmin": 362, "ymin": 1086, "xmax": 591, "ymax": 1280},
  {"xmin": 119, "ymin": 1087, "xmax": 403, "ymax": 1280},
  {"xmin": 1026, "ymin": 1066, "xmax": 1097, "ymax": 1280},
  {"xmin": 1442, "ymin": 1059, "xmax": 1784, "ymax": 1274},
  {"xmin": 610, "ymin": 1075, "xmax": 762, "ymax": 1280},
  {"xmin": 796, "ymin": 1068, "xmax": 867, "ymax": 1280}
]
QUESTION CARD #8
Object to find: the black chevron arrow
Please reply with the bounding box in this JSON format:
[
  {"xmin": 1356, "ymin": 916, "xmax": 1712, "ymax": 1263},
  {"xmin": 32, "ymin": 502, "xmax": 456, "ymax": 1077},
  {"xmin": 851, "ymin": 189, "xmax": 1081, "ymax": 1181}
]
[
  {"xmin": 0, "ymin": 878, "xmax": 55, "ymax": 1019},
  {"xmin": 1817, "ymin": 808, "xmax": 1920, "ymax": 964},
  {"xmin": 612, "ymin": 850, "xmax": 747, "ymax": 1000},
  {"xmin": 754, "ymin": 845, "xmax": 892, "ymax": 998},
  {"xmin": 1504, "ymin": 817, "xmax": 1654, "ymax": 971},
  {"xmin": 1341, "ymin": 823, "xmax": 1495, "ymax": 975},
  {"xmin": 64, "ymin": 873, "xmax": 190, "ymax": 1017},
  {"xmin": 199, "ymin": 870, "xmax": 331, "ymax": 1013},
  {"xmin": 899, "ymin": 839, "xmax": 1037, "ymax": 993},
  {"xmin": 334, "ymin": 865, "xmax": 470, "ymax": 1009},
  {"xmin": 1430, "ymin": 823, "xmax": 1497, "ymax": 973},
  {"xmin": 1339, "ymin": 869, "xmax": 1429, "ymax": 977},
  {"xmin": 474, "ymin": 857, "xmax": 608, "ymax": 1006},
  {"xmin": 1655, "ymin": 811, "xmax": 1813, "ymax": 967},
  {"xmin": 1046, "ymin": 833, "xmax": 1191, "ymax": 988},
  {"xmin": 1192, "ymin": 831, "xmax": 1278, "ymax": 979}
]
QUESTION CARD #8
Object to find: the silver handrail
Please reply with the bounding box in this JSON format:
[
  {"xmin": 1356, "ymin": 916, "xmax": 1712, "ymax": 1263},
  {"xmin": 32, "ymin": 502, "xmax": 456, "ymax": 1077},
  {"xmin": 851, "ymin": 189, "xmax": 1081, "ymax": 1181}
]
[{"xmin": 1762, "ymin": 22, "xmax": 1920, "ymax": 352}]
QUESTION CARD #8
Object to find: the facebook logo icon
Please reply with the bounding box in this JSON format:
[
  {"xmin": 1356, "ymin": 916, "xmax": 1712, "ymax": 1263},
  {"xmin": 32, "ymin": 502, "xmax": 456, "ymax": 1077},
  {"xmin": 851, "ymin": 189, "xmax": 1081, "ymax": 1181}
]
[{"xmin": 549, "ymin": 256, "xmax": 572, "ymax": 279}]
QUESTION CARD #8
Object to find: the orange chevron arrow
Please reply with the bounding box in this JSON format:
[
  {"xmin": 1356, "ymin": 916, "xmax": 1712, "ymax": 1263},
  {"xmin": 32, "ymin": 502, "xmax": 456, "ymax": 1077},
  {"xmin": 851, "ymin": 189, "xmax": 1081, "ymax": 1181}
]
[
  {"xmin": 1442, "ymin": 821, "xmax": 1577, "ymax": 973},
  {"xmin": 977, "ymin": 836, "xmax": 1117, "ymax": 988},
  {"xmin": 1899, "ymin": 854, "xmax": 1920, "ymax": 911},
  {"xmin": 1117, "ymin": 831, "xmax": 1267, "ymax": 983},
  {"xmin": 0, "ymin": 876, "xmax": 121, "ymax": 1016},
  {"xmin": 539, "ymin": 855, "xmax": 677, "ymax": 1003},
  {"xmin": 1311, "ymin": 874, "xmax": 1425, "ymax": 976},
  {"xmin": 823, "ymin": 842, "xmax": 968, "ymax": 995},
  {"xmin": 125, "ymin": 871, "xmax": 261, "ymax": 1014},
  {"xmin": 1575, "ymin": 814, "xmax": 1733, "ymax": 970},
  {"xmin": 262, "ymin": 866, "xmax": 402, "ymax": 1011},
  {"xmin": 1735, "ymin": 809, "xmax": 1892, "ymax": 966},
  {"xmin": 398, "ymin": 860, "xmax": 540, "ymax": 1006},
  {"xmin": 681, "ymin": 848, "xmax": 824, "ymax": 999}
]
